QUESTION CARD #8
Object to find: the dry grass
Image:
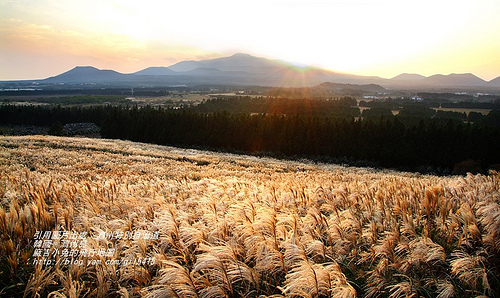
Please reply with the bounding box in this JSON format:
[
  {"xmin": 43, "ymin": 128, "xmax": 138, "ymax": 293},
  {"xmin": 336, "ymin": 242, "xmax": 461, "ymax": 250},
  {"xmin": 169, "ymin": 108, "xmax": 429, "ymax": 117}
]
[{"xmin": 0, "ymin": 135, "xmax": 499, "ymax": 297}]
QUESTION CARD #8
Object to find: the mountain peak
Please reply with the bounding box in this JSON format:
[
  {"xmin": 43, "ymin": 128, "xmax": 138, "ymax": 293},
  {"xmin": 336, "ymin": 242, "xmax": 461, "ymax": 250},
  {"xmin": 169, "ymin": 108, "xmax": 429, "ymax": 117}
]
[
  {"xmin": 64, "ymin": 66, "xmax": 120, "ymax": 74},
  {"xmin": 44, "ymin": 66, "xmax": 126, "ymax": 83},
  {"xmin": 134, "ymin": 66, "xmax": 175, "ymax": 76},
  {"xmin": 167, "ymin": 53, "xmax": 282, "ymax": 74},
  {"xmin": 231, "ymin": 53, "xmax": 253, "ymax": 58},
  {"xmin": 424, "ymin": 73, "xmax": 487, "ymax": 86},
  {"xmin": 74, "ymin": 66, "xmax": 98, "ymax": 69},
  {"xmin": 168, "ymin": 60, "xmax": 205, "ymax": 72},
  {"xmin": 391, "ymin": 73, "xmax": 426, "ymax": 81},
  {"xmin": 66, "ymin": 66, "xmax": 100, "ymax": 73}
]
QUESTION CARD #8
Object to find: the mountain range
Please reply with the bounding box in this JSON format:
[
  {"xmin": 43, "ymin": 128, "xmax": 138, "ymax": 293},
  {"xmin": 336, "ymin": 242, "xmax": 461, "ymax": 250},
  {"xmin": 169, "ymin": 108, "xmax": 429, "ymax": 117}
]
[{"xmin": 9, "ymin": 53, "xmax": 500, "ymax": 90}]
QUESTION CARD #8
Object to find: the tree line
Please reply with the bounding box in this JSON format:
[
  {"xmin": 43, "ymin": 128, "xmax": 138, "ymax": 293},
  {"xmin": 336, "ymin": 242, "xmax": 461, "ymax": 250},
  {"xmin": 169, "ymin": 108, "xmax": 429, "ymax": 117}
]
[
  {"xmin": 193, "ymin": 96, "xmax": 359, "ymax": 117},
  {"xmin": 360, "ymin": 96, "xmax": 500, "ymax": 112},
  {"xmin": 1, "ymin": 101, "xmax": 499, "ymax": 174}
]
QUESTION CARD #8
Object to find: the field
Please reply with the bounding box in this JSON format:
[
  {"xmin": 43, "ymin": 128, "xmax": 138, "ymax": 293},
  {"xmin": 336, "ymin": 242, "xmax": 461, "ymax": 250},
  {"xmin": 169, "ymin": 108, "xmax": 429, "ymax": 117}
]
[
  {"xmin": 433, "ymin": 107, "xmax": 492, "ymax": 116},
  {"xmin": 0, "ymin": 136, "xmax": 499, "ymax": 297},
  {"xmin": 129, "ymin": 93, "xmax": 206, "ymax": 108},
  {"xmin": 358, "ymin": 107, "xmax": 492, "ymax": 117}
]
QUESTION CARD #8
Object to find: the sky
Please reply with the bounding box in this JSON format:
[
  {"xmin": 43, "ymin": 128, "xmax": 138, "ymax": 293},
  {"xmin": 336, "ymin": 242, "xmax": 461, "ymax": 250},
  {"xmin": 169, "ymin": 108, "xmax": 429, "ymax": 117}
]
[{"xmin": 1, "ymin": 0, "xmax": 499, "ymax": 81}]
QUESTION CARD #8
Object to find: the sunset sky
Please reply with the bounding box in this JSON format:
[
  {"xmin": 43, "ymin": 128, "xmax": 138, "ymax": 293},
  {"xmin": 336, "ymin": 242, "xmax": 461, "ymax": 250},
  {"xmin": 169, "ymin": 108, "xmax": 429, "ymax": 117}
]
[{"xmin": 1, "ymin": 0, "xmax": 499, "ymax": 81}]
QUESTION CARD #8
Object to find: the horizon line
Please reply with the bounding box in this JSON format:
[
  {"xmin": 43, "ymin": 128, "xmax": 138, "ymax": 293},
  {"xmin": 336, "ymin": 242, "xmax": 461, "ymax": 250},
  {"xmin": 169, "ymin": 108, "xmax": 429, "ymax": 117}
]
[{"xmin": 1, "ymin": 52, "xmax": 499, "ymax": 82}]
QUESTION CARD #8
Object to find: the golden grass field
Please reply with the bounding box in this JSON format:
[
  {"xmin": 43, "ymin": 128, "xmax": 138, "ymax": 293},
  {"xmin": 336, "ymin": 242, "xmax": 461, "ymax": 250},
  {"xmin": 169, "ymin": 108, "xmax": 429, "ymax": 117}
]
[{"xmin": 0, "ymin": 135, "xmax": 499, "ymax": 297}]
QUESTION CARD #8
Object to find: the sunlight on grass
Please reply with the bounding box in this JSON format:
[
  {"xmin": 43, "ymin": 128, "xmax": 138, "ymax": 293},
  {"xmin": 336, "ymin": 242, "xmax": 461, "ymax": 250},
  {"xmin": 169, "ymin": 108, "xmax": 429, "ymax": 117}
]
[{"xmin": 0, "ymin": 135, "xmax": 498, "ymax": 297}]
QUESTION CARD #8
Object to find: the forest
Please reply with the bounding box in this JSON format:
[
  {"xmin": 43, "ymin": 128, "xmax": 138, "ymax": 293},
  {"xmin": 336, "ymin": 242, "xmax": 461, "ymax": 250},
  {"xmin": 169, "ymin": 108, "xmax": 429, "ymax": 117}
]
[{"xmin": 1, "ymin": 96, "xmax": 500, "ymax": 174}]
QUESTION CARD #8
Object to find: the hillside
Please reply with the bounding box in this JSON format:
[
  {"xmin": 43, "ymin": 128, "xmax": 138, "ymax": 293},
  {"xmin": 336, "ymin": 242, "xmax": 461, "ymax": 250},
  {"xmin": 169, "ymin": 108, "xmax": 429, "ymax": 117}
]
[
  {"xmin": 489, "ymin": 76, "xmax": 500, "ymax": 86},
  {"xmin": 43, "ymin": 66, "xmax": 130, "ymax": 83},
  {"xmin": 422, "ymin": 73, "xmax": 487, "ymax": 87},
  {"xmin": 167, "ymin": 53, "xmax": 287, "ymax": 74},
  {"xmin": 391, "ymin": 73, "xmax": 426, "ymax": 81},
  {"xmin": 133, "ymin": 66, "xmax": 176, "ymax": 76},
  {"xmin": 1, "ymin": 136, "xmax": 499, "ymax": 297}
]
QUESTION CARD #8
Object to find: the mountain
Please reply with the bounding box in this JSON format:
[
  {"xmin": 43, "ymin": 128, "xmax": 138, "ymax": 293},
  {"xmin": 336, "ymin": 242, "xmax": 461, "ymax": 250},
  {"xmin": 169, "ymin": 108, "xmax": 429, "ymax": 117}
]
[
  {"xmin": 10, "ymin": 53, "xmax": 496, "ymax": 90},
  {"xmin": 134, "ymin": 67, "xmax": 176, "ymax": 76},
  {"xmin": 167, "ymin": 53, "xmax": 298, "ymax": 75},
  {"xmin": 197, "ymin": 53, "xmax": 290, "ymax": 74},
  {"xmin": 391, "ymin": 73, "xmax": 426, "ymax": 81},
  {"xmin": 421, "ymin": 73, "xmax": 487, "ymax": 87},
  {"xmin": 184, "ymin": 67, "xmax": 223, "ymax": 75},
  {"xmin": 385, "ymin": 72, "xmax": 494, "ymax": 90},
  {"xmin": 168, "ymin": 60, "xmax": 205, "ymax": 72},
  {"xmin": 489, "ymin": 76, "xmax": 500, "ymax": 87},
  {"xmin": 157, "ymin": 53, "xmax": 363, "ymax": 86},
  {"xmin": 43, "ymin": 66, "xmax": 130, "ymax": 83}
]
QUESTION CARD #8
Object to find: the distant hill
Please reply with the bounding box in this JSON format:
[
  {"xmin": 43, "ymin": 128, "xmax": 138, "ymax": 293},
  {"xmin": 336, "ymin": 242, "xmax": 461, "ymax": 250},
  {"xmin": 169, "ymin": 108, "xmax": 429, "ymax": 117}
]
[
  {"xmin": 422, "ymin": 73, "xmax": 487, "ymax": 87},
  {"xmin": 4, "ymin": 53, "xmax": 497, "ymax": 90},
  {"xmin": 386, "ymin": 72, "xmax": 494, "ymax": 90},
  {"xmin": 134, "ymin": 67, "xmax": 176, "ymax": 76},
  {"xmin": 489, "ymin": 76, "xmax": 500, "ymax": 87},
  {"xmin": 391, "ymin": 73, "xmax": 426, "ymax": 81},
  {"xmin": 43, "ymin": 66, "xmax": 130, "ymax": 83},
  {"xmin": 162, "ymin": 53, "xmax": 384, "ymax": 86},
  {"xmin": 184, "ymin": 67, "xmax": 223, "ymax": 75},
  {"xmin": 173, "ymin": 53, "xmax": 290, "ymax": 74},
  {"xmin": 168, "ymin": 60, "xmax": 206, "ymax": 72}
]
